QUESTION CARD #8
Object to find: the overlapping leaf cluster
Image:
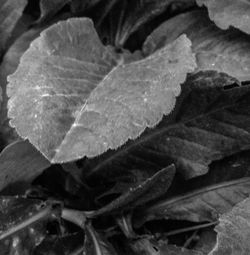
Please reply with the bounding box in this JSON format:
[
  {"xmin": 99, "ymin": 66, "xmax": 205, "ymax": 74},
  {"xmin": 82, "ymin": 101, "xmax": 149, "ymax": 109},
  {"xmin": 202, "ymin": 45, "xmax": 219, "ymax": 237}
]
[{"xmin": 0, "ymin": 0, "xmax": 250, "ymax": 254}]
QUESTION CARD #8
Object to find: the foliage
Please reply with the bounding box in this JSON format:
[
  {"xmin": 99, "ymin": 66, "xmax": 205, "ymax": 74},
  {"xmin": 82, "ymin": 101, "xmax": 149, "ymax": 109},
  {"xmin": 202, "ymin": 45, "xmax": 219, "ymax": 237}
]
[{"xmin": 0, "ymin": 0, "xmax": 249, "ymax": 254}]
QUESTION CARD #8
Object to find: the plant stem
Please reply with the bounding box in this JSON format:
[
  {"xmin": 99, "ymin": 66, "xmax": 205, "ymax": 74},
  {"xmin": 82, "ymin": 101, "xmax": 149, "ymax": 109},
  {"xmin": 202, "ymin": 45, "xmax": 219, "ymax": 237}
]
[{"xmin": 165, "ymin": 221, "xmax": 218, "ymax": 237}]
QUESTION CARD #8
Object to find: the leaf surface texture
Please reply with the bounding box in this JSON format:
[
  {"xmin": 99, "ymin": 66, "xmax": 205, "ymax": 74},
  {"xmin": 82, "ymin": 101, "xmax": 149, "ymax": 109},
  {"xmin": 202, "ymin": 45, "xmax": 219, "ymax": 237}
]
[
  {"xmin": 143, "ymin": 10, "xmax": 250, "ymax": 81},
  {"xmin": 7, "ymin": 18, "xmax": 196, "ymax": 163},
  {"xmin": 197, "ymin": 0, "xmax": 250, "ymax": 35}
]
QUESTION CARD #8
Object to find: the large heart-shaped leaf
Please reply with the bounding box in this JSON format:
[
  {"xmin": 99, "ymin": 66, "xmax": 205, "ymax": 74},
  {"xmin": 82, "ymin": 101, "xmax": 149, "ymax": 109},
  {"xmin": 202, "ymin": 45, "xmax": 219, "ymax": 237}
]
[
  {"xmin": 7, "ymin": 18, "xmax": 196, "ymax": 163},
  {"xmin": 196, "ymin": 0, "xmax": 250, "ymax": 35},
  {"xmin": 143, "ymin": 10, "xmax": 250, "ymax": 81}
]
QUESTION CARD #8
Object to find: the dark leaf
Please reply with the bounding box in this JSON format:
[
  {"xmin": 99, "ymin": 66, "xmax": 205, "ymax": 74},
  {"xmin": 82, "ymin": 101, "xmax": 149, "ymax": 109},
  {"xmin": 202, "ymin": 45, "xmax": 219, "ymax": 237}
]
[
  {"xmin": 70, "ymin": 0, "xmax": 103, "ymax": 14},
  {"xmin": 92, "ymin": 165, "xmax": 175, "ymax": 217},
  {"xmin": 34, "ymin": 231, "xmax": 84, "ymax": 255},
  {"xmin": 209, "ymin": 196, "xmax": 250, "ymax": 255},
  {"xmin": 196, "ymin": 0, "xmax": 250, "ymax": 35},
  {"xmin": 83, "ymin": 223, "xmax": 118, "ymax": 255},
  {"xmin": 143, "ymin": 10, "xmax": 250, "ymax": 81},
  {"xmin": 0, "ymin": 140, "xmax": 50, "ymax": 192},
  {"xmin": 0, "ymin": 197, "xmax": 59, "ymax": 254},
  {"xmin": 7, "ymin": 18, "xmax": 196, "ymax": 163},
  {"xmin": 38, "ymin": 0, "xmax": 70, "ymax": 22},
  {"xmin": 0, "ymin": 0, "xmax": 27, "ymax": 55},
  {"xmin": 83, "ymin": 71, "xmax": 250, "ymax": 181},
  {"xmin": 130, "ymin": 237, "xmax": 203, "ymax": 255},
  {"xmin": 107, "ymin": 0, "xmax": 196, "ymax": 47},
  {"xmin": 139, "ymin": 150, "xmax": 250, "ymax": 223},
  {"xmin": 194, "ymin": 229, "xmax": 216, "ymax": 254}
]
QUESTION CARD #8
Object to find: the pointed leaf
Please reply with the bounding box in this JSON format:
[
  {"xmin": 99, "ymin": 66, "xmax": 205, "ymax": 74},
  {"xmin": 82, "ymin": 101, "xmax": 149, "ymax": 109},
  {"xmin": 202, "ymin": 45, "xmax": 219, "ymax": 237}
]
[
  {"xmin": 140, "ymin": 150, "xmax": 250, "ymax": 223},
  {"xmin": 7, "ymin": 18, "xmax": 196, "ymax": 163},
  {"xmin": 209, "ymin": 196, "xmax": 250, "ymax": 255},
  {"xmin": 0, "ymin": 140, "xmax": 50, "ymax": 192},
  {"xmin": 143, "ymin": 10, "xmax": 250, "ymax": 81},
  {"xmin": 0, "ymin": 0, "xmax": 27, "ymax": 55},
  {"xmin": 84, "ymin": 71, "xmax": 250, "ymax": 181},
  {"xmin": 92, "ymin": 165, "xmax": 175, "ymax": 217},
  {"xmin": 196, "ymin": 0, "xmax": 250, "ymax": 35}
]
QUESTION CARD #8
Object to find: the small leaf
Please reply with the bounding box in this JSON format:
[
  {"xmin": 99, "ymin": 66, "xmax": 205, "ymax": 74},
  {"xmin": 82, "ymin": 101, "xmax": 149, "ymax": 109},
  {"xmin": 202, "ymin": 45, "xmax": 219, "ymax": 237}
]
[
  {"xmin": 0, "ymin": 140, "xmax": 50, "ymax": 192},
  {"xmin": 209, "ymin": 196, "xmax": 250, "ymax": 255},
  {"xmin": 7, "ymin": 18, "xmax": 196, "ymax": 163},
  {"xmin": 143, "ymin": 10, "xmax": 250, "ymax": 81},
  {"xmin": 83, "ymin": 223, "xmax": 118, "ymax": 255},
  {"xmin": 140, "ymin": 150, "xmax": 250, "ymax": 223},
  {"xmin": 0, "ymin": 0, "xmax": 27, "ymax": 55},
  {"xmin": 0, "ymin": 197, "xmax": 59, "ymax": 254},
  {"xmin": 196, "ymin": 0, "xmax": 250, "ymax": 35},
  {"xmin": 84, "ymin": 71, "xmax": 250, "ymax": 181},
  {"xmin": 92, "ymin": 165, "xmax": 175, "ymax": 217}
]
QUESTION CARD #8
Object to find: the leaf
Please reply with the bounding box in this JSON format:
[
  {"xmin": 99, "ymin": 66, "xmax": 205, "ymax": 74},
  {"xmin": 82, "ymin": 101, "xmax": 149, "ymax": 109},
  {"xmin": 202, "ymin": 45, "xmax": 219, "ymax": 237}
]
[
  {"xmin": 110, "ymin": 0, "xmax": 195, "ymax": 47},
  {"xmin": 7, "ymin": 18, "xmax": 196, "ymax": 163},
  {"xmin": 0, "ymin": 27, "xmax": 43, "ymax": 144},
  {"xmin": 0, "ymin": 140, "xmax": 50, "ymax": 192},
  {"xmin": 70, "ymin": 0, "xmax": 103, "ymax": 14},
  {"xmin": 130, "ymin": 238, "xmax": 203, "ymax": 255},
  {"xmin": 83, "ymin": 71, "xmax": 250, "ymax": 181},
  {"xmin": 194, "ymin": 229, "xmax": 216, "ymax": 254},
  {"xmin": 83, "ymin": 223, "xmax": 118, "ymax": 255},
  {"xmin": 143, "ymin": 10, "xmax": 250, "ymax": 81},
  {"xmin": 92, "ymin": 165, "xmax": 175, "ymax": 217},
  {"xmin": 38, "ymin": 0, "xmax": 70, "ymax": 22},
  {"xmin": 34, "ymin": 231, "xmax": 84, "ymax": 255},
  {"xmin": 0, "ymin": 197, "xmax": 59, "ymax": 254},
  {"xmin": 0, "ymin": 13, "xmax": 71, "ymax": 145},
  {"xmin": 208, "ymin": 196, "xmax": 250, "ymax": 255},
  {"xmin": 196, "ymin": 0, "xmax": 250, "ymax": 35},
  {"xmin": 159, "ymin": 245, "xmax": 204, "ymax": 255},
  {"xmin": 0, "ymin": 0, "xmax": 27, "ymax": 55},
  {"xmin": 139, "ymin": 150, "xmax": 250, "ymax": 224}
]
